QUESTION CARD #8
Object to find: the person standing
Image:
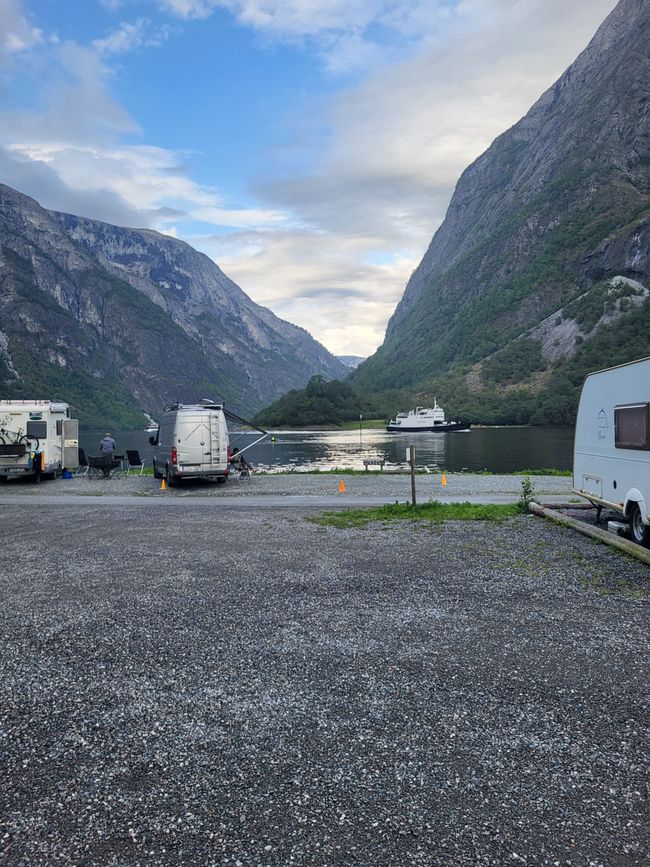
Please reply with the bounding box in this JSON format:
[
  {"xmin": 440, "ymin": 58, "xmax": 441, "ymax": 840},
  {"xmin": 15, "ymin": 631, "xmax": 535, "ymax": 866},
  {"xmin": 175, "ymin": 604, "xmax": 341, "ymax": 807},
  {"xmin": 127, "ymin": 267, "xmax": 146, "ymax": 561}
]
[{"xmin": 99, "ymin": 432, "xmax": 116, "ymax": 455}]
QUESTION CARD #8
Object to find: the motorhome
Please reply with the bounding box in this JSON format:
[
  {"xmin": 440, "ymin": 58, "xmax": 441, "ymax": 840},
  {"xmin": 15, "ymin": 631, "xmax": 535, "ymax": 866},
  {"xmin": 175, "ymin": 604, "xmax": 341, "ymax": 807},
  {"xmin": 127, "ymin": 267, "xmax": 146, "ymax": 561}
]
[
  {"xmin": 573, "ymin": 357, "xmax": 650, "ymax": 546},
  {"xmin": 151, "ymin": 400, "xmax": 230, "ymax": 485},
  {"xmin": 0, "ymin": 400, "xmax": 78, "ymax": 480}
]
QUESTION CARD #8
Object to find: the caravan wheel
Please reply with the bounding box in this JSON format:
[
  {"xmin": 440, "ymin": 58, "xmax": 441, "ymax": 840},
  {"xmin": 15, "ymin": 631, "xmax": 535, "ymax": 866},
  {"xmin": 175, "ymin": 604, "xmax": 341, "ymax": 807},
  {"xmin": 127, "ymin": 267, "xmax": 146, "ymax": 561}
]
[{"xmin": 630, "ymin": 504, "xmax": 650, "ymax": 547}]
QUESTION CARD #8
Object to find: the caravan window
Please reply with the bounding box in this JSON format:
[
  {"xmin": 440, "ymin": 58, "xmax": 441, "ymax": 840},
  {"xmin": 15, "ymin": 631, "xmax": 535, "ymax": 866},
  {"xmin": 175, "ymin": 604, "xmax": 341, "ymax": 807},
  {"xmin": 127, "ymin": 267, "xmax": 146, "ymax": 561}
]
[
  {"xmin": 26, "ymin": 420, "xmax": 47, "ymax": 439},
  {"xmin": 614, "ymin": 403, "xmax": 650, "ymax": 450}
]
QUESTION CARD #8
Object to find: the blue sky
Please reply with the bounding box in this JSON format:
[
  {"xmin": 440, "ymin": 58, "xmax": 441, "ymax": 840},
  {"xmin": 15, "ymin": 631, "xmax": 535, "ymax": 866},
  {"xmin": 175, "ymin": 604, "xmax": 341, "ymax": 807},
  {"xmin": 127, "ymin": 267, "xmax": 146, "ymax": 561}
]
[{"xmin": 1, "ymin": 0, "xmax": 617, "ymax": 355}]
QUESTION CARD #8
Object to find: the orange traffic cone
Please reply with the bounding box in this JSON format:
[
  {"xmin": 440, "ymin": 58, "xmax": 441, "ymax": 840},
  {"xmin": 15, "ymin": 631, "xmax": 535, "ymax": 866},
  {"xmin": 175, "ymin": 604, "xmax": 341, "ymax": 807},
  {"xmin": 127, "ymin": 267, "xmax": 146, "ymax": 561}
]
[
  {"xmin": 339, "ymin": 479, "xmax": 346, "ymax": 494},
  {"xmin": 441, "ymin": 473, "xmax": 447, "ymax": 486},
  {"xmin": 161, "ymin": 478, "xmax": 167, "ymax": 491}
]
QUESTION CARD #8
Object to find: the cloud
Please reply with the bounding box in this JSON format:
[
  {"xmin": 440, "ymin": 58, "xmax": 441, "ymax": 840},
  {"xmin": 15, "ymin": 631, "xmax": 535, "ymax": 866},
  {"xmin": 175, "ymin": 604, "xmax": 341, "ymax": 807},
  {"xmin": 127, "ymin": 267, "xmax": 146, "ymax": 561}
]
[
  {"xmin": 92, "ymin": 19, "xmax": 170, "ymax": 55},
  {"xmin": 0, "ymin": 0, "xmax": 43, "ymax": 63},
  {"xmin": 195, "ymin": 228, "xmax": 418, "ymax": 354},
  {"xmin": 231, "ymin": 0, "xmax": 619, "ymax": 353}
]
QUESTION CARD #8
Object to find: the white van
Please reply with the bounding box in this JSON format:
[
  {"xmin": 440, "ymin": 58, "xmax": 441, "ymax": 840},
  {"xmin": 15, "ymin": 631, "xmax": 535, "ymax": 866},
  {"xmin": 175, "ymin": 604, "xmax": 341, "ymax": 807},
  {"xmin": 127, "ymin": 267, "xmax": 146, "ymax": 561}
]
[
  {"xmin": 573, "ymin": 357, "xmax": 650, "ymax": 546},
  {"xmin": 0, "ymin": 400, "xmax": 78, "ymax": 480},
  {"xmin": 151, "ymin": 400, "xmax": 229, "ymax": 485}
]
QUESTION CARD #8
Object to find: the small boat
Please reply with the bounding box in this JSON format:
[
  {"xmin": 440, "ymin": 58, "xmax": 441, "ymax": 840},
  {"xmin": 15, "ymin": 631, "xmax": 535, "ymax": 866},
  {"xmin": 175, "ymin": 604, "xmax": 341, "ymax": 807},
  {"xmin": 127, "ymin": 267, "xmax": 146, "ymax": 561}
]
[
  {"xmin": 143, "ymin": 422, "xmax": 158, "ymax": 433},
  {"xmin": 386, "ymin": 400, "xmax": 471, "ymax": 433}
]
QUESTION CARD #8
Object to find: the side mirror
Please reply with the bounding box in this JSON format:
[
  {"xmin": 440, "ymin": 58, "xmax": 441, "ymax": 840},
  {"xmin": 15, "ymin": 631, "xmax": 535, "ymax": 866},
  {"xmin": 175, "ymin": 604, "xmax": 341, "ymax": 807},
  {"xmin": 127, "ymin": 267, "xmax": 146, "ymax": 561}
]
[{"xmin": 149, "ymin": 435, "xmax": 157, "ymax": 445}]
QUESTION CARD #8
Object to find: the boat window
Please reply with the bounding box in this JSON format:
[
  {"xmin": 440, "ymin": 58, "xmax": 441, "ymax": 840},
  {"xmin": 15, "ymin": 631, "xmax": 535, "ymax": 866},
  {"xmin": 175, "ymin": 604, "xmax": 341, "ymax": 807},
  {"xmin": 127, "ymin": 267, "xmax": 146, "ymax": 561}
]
[
  {"xmin": 614, "ymin": 403, "xmax": 650, "ymax": 450},
  {"xmin": 26, "ymin": 420, "xmax": 47, "ymax": 439}
]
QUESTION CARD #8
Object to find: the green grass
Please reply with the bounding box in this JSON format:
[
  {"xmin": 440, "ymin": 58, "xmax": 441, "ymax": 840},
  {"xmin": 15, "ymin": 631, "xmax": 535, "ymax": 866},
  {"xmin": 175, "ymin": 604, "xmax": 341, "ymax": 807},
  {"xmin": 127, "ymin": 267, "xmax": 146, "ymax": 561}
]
[{"xmin": 308, "ymin": 500, "xmax": 523, "ymax": 529}]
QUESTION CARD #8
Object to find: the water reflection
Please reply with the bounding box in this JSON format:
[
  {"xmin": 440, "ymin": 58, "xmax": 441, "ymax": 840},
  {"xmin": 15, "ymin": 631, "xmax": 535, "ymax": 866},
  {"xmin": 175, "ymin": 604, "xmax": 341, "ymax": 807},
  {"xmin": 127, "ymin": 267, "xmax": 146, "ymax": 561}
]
[{"xmin": 81, "ymin": 426, "xmax": 574, "ymax": 473}]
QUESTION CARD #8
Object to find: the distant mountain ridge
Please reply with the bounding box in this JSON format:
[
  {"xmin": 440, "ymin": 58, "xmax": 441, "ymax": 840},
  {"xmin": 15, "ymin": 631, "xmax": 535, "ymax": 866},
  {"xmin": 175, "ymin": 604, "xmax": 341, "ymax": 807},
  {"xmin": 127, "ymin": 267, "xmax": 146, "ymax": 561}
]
[
  {"xmin": 352, "ymin": 0, "xmax": 650, "ymax": 423},
  {"xmin": 337, "ymin": 355, "xmax": 366, "ymax": 369},
  {"xmin": 0, "ymin": 184, "xmax": 345, "ymax": 426}
]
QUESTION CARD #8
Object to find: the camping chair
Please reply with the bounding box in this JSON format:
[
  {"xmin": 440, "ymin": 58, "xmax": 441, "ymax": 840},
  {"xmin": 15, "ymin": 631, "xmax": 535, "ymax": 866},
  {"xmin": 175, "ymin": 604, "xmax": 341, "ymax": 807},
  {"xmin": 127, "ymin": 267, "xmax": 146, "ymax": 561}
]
[
  {"xmin": 76, "ymin": 447, "xmax": 89, "ymax": 477},
  {"xmin": 126, "ymin": 449, "xmax": 146, "ymax": 475},
  {"xmin": 87, "ymin": 454, "xmax": 121, "ymax": 479}
]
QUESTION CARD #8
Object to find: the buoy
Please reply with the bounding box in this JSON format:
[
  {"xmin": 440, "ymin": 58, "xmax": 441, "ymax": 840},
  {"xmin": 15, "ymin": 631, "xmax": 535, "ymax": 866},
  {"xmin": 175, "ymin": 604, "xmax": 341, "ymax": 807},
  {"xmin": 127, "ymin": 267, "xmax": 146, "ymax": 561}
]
[
  {"xmin": 339, "ymin": 479, "xmax": 346, "ymax": 494},
  {"xmin": 441, "ymin": 473, "xmax": 447, "ymax": 486},
  {"xmin": 161, "ymin": 478, "xmax": 167, "ymax": 491}
]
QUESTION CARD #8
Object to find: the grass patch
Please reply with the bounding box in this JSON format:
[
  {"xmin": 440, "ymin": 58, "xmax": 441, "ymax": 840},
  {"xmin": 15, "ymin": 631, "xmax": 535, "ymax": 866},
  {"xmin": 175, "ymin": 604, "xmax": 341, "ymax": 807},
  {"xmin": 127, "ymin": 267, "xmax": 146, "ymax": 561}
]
[
  {"xmin": 580, "ymin": 575, "xmax": 648, "ymax": 599},
  {"xmin": 309, "ymin": 500, "xmax": 523, "ymax": 529}
]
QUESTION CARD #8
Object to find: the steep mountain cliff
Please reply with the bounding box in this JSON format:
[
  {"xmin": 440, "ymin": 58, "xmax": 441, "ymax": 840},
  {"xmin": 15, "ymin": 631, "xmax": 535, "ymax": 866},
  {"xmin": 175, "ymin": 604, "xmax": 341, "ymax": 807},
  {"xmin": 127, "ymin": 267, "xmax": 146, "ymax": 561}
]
[
  {"xmin": 0, "ymin": 184, "xmax": 345, "ymax": 425},
  {"xmin": 352, "ymin": 0, "xmax": 650, "ymax": 423}
]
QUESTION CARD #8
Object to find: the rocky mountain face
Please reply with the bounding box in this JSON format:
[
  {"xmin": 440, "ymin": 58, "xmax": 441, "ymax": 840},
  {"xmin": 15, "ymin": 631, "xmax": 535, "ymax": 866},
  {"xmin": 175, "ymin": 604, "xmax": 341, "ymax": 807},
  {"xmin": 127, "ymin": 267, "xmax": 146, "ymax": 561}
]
[
  {"xmin": 0, "ymin": 184, "xmax": 345, "ymax": 426},
  {"xmin": 337, "ymin": 355, "xmax": 366, "ymax": 369},
  {"xmin": 352, "ymin": 0, "xmax": 650, "ymax": 423}
]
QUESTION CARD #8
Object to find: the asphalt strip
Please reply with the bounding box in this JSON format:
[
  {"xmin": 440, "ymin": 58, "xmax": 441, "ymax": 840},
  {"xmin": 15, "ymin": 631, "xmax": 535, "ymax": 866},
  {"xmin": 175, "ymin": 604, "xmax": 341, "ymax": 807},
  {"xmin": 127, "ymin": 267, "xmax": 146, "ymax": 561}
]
[{"xmin": 0, "ymin": 493, "xmax": 573, "ymax": 508}]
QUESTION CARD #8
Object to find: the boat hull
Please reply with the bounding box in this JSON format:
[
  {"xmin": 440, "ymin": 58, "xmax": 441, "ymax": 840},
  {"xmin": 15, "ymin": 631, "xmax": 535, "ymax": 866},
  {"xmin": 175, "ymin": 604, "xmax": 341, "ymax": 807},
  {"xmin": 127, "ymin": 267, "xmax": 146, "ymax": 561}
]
[{"xmin": 386, "ymin": 421, "xmax": 471, "ymax": 433}]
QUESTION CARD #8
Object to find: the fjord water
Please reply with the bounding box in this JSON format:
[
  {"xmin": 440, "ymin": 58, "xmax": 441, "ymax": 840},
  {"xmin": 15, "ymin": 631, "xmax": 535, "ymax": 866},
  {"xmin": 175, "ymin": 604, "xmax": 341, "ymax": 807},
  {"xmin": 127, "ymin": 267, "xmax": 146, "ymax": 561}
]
[{"xmin": 81, "ymin": 426, "xmax": 574, "ymax": 473}]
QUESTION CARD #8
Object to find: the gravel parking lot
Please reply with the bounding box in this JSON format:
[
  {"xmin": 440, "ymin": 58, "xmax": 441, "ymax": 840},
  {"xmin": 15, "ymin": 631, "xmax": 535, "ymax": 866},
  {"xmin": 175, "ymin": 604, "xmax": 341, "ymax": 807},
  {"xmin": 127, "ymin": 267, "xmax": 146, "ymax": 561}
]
[{"xmin": 1, "ymin": 498, "xmax": 648, "ymax": 866}]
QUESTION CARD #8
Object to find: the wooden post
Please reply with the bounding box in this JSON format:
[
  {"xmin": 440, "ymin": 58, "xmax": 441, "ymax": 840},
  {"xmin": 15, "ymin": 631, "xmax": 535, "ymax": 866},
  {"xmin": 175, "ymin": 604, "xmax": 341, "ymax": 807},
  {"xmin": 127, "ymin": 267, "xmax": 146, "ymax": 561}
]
[{"xmin": 407, "ymin": 446, "xmax": 416, "ymax": 506}]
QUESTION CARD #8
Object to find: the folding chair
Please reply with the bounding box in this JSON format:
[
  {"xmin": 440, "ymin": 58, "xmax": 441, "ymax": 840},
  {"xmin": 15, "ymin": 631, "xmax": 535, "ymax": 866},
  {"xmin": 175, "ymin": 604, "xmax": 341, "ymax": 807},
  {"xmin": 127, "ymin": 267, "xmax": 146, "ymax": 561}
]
[
  {"xmin": 76, "ymin": 447, "xmax": 89, "ymax": 477},
  {"xmin": 88, "ymin": 455, "xmax": 121, "ymax": 479},
  {"xmin": 126, "ymin": 449, "xmax": 146, "ymax": 475}
]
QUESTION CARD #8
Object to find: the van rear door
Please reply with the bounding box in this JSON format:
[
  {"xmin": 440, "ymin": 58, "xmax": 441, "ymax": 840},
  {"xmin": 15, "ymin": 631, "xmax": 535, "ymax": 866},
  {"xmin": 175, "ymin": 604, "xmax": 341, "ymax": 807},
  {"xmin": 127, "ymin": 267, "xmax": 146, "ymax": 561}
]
[
  {"xmin": 177, "ymin": 409, "xmax": 226, "ymax": 470},
  {"xmin": 176, "ymin": 411, "xmax": 210, "ymax": 468}
]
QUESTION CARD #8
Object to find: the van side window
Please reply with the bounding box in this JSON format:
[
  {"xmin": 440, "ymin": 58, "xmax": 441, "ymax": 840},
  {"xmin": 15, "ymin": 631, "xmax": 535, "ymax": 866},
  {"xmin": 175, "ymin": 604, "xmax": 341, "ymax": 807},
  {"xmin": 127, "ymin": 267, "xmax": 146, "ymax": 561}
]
[{"xmin": 614, "ymin": 403, "xmax": 650, "ymax": 450}]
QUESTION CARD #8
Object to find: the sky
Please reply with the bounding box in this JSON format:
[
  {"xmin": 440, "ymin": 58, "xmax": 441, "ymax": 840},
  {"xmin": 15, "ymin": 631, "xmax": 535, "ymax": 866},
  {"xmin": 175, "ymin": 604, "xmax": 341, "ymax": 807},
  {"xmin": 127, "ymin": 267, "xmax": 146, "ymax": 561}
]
[{"xmin": 0, "ymin": 0, "xmax": 618, "ymax": 357}]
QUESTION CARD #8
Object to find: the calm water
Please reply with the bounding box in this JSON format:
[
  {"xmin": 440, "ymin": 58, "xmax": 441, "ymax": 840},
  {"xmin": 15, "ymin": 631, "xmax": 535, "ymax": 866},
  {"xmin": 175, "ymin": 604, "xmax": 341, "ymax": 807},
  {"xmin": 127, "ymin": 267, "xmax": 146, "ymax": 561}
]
[{"xmin": 81, "ymin": 426, "xmax": 574, "ymax": 473}]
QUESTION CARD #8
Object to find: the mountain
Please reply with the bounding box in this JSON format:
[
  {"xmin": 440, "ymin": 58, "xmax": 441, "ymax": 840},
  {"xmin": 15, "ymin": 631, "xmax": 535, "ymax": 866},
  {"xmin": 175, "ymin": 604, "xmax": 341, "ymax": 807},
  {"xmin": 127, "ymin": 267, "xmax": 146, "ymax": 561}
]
[
  {"xmin": 352, "ymin": 0, "xmax": 650, "ymax": 424},
  {"xmin": 337, "ymin": 355, "xmax": 366, "ymax": 369},
  {"xmin": 0, "ymin": 184, "xmax": 346, "ymax": 426}
]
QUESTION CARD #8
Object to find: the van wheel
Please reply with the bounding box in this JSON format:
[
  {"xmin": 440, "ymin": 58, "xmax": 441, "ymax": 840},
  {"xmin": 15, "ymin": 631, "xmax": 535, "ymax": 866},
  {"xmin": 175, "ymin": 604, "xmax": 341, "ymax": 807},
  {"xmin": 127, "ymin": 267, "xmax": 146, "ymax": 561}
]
[
  {"xmin": 153, "ymin": 460, "xmax": 163, "ymax": 479},
  {"xmin": 165, "ymin": 466, "xmax": 175, "ymax": 488},
  {"xmin": 629, "ymin": 504, "xmax": 650, "ymax": 547}
]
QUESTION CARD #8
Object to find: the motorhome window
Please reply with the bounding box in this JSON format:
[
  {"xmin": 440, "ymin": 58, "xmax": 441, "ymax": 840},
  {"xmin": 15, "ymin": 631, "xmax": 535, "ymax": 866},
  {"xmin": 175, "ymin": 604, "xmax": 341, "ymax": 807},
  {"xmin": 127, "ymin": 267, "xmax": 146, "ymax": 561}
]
[
  {"xmin": 614, "ymin": 404, "xmax": 650, "ymax": 450},
  {"xmin": 56, "ymin": 420, "xmax": 63, "ymax": 436},
  {"xmin": 26, "ymin": 420, "xmax": 47, "ymax": 439}
]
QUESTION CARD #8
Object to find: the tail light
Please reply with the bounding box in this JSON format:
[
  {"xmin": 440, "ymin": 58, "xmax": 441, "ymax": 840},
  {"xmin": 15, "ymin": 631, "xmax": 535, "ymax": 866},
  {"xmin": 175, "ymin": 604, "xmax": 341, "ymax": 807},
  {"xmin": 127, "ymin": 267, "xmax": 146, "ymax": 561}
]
[
  {"xmin": 227, "ymin": 446, "xmax": 231, "ymax": 462},
  {"xmin": 171, "ymin": 446, "xmax": 178, "ymax": 466}
]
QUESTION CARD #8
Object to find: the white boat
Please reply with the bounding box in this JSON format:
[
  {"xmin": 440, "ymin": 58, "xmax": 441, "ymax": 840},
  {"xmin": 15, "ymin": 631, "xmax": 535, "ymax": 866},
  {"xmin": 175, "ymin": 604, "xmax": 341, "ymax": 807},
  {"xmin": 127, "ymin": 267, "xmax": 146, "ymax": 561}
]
[
  {"xmin": 144, "ymin": 422, "xmax": 158, "ymax": 433},
  {"xmin": 386, "ymin": 400, "xmax": 471, "ymax": 433}
]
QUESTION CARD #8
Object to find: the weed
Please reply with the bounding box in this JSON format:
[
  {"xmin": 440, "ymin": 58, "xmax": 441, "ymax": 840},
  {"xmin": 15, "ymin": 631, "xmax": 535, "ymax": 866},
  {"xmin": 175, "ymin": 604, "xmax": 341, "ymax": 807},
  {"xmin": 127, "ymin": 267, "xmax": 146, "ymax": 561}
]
[{"xmin": 519, "ymin": 476, "xmax": 536, "ymax": 512}]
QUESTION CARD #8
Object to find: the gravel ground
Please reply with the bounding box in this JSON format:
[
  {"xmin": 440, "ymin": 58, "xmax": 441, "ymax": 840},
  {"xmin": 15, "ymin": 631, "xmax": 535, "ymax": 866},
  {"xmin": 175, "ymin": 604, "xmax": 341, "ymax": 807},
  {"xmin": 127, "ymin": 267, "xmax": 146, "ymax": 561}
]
[
  {"xmin": 0, "ymin": 471, "xmax": 573, "ymax": 500},
  {"xmin": 0, "ymin": 502, "xmax": 648, "ymax": 866}
]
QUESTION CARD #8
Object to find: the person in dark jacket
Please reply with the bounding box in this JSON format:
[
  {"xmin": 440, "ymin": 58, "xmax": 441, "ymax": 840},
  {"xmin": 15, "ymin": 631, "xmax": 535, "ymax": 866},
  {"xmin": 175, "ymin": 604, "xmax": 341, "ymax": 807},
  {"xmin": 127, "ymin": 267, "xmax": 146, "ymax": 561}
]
[{"xmin": 99, "ymin": 432, "xmax": 116, "ymax": 455}]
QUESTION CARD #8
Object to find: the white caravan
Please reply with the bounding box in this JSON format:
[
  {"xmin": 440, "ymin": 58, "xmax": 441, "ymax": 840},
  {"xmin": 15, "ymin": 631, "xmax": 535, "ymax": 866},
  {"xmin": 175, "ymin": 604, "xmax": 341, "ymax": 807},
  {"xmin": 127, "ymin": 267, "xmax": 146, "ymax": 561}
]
[
  {"xmin": 0, "ymin": 400, "xmax": 79, "ymax": 480},
  {"xmin": 573, "ymin": 357, "xmax": 650, "ymax": 546},
  {"xmin": 151, "ymin": 400, "xmax": 230, "ymax": 485}
]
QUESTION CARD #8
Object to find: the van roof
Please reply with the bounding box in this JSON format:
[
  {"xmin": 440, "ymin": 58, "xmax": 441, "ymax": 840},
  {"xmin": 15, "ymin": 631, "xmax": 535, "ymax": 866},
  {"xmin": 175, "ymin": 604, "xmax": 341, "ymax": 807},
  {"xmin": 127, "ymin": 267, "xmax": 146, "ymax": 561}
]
[{"xmin": 163, "ymin": 401, "xmax": 224, "ymax": 412}]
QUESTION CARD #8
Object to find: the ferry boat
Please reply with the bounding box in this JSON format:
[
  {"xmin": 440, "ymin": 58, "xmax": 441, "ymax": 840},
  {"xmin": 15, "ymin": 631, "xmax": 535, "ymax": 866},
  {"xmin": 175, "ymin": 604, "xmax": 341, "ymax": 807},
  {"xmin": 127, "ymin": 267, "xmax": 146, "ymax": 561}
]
[{"xmin": 386, "ymin": 400, "xmax": 471, "ymax": 433}]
